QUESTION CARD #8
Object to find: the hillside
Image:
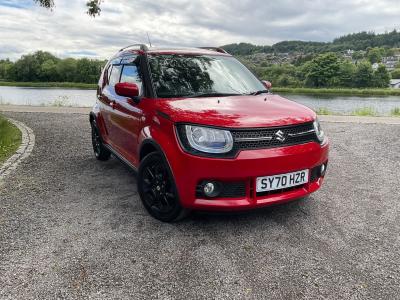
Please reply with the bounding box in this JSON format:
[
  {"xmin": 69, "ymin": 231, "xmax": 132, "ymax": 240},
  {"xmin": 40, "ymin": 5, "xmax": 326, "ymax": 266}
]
[{"xmin": 221, "ymin": 30, "xmax": 400, "ymax": 55}]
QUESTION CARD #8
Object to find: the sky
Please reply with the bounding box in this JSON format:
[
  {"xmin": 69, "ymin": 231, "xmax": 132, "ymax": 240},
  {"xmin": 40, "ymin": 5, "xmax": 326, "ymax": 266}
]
[{"xmin": 0, "ymin": 0, "xmax": 400, "ymax": 60}]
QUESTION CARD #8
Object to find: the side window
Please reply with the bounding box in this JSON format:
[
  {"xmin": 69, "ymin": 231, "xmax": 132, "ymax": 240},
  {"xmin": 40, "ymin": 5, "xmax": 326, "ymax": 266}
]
[
  {"xmin": 109, "ymin": 65, "xmax": 122, "ymax": 87},
  {"xmin": 120, "ymin": 65, "xmax": 143, "ymax": 94}
]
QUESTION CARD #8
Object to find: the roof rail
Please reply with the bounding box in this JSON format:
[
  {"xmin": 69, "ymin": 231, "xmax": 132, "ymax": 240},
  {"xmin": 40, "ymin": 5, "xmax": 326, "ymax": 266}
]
[
  {"xmin": 119, "ymin": 44, "xmax": 149, "ymax": 52},
  {"xmin": 198, "ymin": 47, "xmax": 228, "ymax": 54}
]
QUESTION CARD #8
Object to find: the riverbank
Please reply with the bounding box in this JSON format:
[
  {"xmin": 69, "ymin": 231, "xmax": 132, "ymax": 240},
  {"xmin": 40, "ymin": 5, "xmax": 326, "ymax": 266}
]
[
  {"xmin": 273, "ymin": 87, "xmax": 400, "ymax": 96},
  {"xmin": 0, "ymin": 115, "xmax": 22, "ymax": 163},
  {"xmin": 2, "ymin": 82, "xmax": 400, "ymax": 96},
  {"xmin": 0, "ymin": 81, "xmax": 96, "ymax": 89}
]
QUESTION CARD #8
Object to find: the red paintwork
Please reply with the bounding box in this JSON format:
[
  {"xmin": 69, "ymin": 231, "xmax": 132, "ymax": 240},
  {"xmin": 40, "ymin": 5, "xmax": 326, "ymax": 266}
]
[
  {"xmin": 92, "ymin": 47, "xmax": 329, "ymax": 211},
  {"xmin": 115, "ymin": 82, "xmax": 139, "ymax": 98}
]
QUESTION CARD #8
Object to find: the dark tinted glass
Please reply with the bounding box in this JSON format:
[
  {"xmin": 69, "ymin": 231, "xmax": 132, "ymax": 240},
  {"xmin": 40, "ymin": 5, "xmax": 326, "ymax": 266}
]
[{"xmin": 148, "ymin": 54, "xmax": 264, "ymax": 98}]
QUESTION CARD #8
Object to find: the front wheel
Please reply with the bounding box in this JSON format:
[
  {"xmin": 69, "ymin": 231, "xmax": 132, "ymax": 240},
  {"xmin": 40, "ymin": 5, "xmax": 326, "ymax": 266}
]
[{"xmin": 138, "ymin": 152, "xmax": 188, "ymax": 222}]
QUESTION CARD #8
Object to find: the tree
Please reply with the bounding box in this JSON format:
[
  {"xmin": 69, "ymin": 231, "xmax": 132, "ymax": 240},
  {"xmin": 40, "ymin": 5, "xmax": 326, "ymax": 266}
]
[
  {"xmin": 335, "ymin": 61, "xmax": 355, "ymax": 87},
  {"xmin": 372, "ymin": 64, "xmax": 390, "ymax": 87},
  {"xmin": 304, "ymin": 53, "xmax": 341, "ymax": 87},
  {"xmin": 0, "ymin": 59, "xmax": 14, "ymax": 80},
  {"xmin": 353, "ymin": 61, "xmax": 374, "ymax": 87},
  {"xmin": 34, "ymin": 0, "xmax": 102, "ymax": 17},
  {"xmin": 366, "ymin": 48, "xmax": 384, "ymax": 64},
  {"xmin": 391, "ymin": 69, "xmax": 400, "ymax": 79}
]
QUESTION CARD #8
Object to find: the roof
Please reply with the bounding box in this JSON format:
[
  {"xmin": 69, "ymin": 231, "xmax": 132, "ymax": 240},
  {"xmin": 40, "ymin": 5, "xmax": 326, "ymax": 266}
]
[
  {"xmin": 390, "ymin": 79, "xmax": 400, "ymax": 84},
  {"xmin": 117, "ymin": 44, "xmax": 231, "ymax": 57}
]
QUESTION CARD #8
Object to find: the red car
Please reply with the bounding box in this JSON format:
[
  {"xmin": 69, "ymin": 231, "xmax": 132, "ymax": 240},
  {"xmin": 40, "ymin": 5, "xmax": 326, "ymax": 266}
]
[{"xmin": 90, "ymin": 44, "xmax": 329, "ymax": 222}]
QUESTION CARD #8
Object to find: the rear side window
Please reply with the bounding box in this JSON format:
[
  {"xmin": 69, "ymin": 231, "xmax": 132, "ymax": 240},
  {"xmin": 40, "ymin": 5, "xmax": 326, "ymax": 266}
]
[
  {"xmin": 121, "ymin": 65, "xmax": 143, "ymax": 94},
  {"xmin": 109, "ymin": 65, "xmax": 122, "ymax": 87}
]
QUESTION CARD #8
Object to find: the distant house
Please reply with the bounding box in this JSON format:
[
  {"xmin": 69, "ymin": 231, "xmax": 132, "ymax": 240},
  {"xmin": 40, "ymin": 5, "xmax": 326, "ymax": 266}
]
[
  {"xmin": 372, "ymin": 63, "xmax": 379, "ymax": 71},
  {"xmin": 389, "ymin": 79, "xmax": 400, "ymax": 89},
  {"xmin": 382, "ymin": 55, "xmax": 400, "ymax": 71}
]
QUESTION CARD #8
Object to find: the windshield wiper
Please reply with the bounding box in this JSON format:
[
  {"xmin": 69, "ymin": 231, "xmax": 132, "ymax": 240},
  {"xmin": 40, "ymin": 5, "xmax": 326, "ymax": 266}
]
[
  {"xmin": 186, "ymin": 92, "xmax": 243, "ymax": 98},
  {"xmin": 249, "ymin": 90, "xmax": 270, "ymax": 96}
]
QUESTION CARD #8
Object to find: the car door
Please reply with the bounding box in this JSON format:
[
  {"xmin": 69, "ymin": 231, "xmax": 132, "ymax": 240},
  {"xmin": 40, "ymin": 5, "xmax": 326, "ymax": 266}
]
[
  {"xmin": 109, "ymin": 56, "xmax": 144, "ymax": 166},
  {"xmin": 99, "ymin": 61, "xmax": 122, "ymax": 148}
]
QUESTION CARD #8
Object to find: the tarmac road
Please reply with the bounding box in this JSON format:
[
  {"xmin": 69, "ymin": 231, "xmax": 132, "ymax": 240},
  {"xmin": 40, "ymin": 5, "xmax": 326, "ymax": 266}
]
[{"xmin": 0, "ymin": 111, "xmax": 399, "ymax": 299}]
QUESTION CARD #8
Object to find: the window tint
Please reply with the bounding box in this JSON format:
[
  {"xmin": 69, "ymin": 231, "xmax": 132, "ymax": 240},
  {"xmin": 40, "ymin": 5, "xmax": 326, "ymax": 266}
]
[
  {"xmin": 148, "ymin": 54, "xmax": 264, "ymax": 98},
  {"xmin": 109, "ymin": 65, "xmax": 122, "ymax": 86}
]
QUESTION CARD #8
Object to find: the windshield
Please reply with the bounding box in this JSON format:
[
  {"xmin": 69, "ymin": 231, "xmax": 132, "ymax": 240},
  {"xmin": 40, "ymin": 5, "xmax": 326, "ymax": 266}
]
[{"xmin": 147, "ymin": 54, "xmax": 265, "ymax": 98}]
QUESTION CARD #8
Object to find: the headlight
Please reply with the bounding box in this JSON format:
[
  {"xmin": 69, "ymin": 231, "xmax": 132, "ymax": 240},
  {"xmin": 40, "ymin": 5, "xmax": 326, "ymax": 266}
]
[
  {"xmin": 313, "ymin": 118, "xmax": 325, "ymax": 143},
  {"xmin": 184, "ymin": 125, "xmax": 233, "ymax": 154}
]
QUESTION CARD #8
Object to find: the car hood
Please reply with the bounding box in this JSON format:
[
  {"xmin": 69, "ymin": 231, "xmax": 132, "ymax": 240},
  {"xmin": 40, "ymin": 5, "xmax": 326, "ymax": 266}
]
[{"xmin": 156, "ymin": 94, "xmax": 316, "ymax": 128}]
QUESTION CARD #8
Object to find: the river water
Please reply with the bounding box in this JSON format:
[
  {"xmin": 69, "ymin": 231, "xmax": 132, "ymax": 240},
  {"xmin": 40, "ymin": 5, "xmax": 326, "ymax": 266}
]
[{"xmin": 0, "ymin": 86, "xmax": 399, "ymax": 115}]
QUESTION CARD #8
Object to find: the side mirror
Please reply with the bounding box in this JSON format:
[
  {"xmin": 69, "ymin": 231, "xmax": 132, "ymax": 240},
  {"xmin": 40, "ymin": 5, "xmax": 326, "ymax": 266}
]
[
  {"xmin": 262, "ymin": 80, "xmax": 272, "ymax": 89},
  {"xmin": 115, "ymin": 82, "xmax": 139, "ymax": 99}
]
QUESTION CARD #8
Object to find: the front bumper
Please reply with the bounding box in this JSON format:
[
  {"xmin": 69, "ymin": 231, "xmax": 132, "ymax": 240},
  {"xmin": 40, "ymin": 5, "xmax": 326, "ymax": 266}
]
[{"xmin": 165, "ymin": 139, "xmax": 329, "ymax": 211}]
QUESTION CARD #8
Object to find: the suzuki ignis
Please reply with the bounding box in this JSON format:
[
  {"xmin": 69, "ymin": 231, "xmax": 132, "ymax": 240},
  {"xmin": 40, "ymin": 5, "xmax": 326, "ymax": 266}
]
[{"xmin": 90, "ymin": 44, "xmax": 329, "ymax": 222}]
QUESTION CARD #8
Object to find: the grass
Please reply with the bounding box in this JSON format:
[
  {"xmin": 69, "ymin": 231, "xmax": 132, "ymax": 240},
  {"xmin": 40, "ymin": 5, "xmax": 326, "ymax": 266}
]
[
  {"xmin": 315, "ymin": 107, "xmax": 333, "ymax": 115},
  {"xmin": 0, "ymin": 115, "xmax": 22, "ymax": 164},
  {"xmin": 352, "ymin": 107, "xmax": 377, "ymax": 116},
  {"xmin": 0, "ymin": 81, "xmax": 96, "ymax": 89},
  {"xmin": 391, "ymin": 107, "xmax": 400, "ymax": 117},
  {"xmin": 272, "ymin": 87, "xmax": 400, "ymax": 96}
]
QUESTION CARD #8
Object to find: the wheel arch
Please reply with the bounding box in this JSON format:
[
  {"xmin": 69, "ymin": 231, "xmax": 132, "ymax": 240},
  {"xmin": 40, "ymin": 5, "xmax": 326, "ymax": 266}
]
[{"xmin": 139, "ymin": 139, "xmax": 164, "ymax": 162}]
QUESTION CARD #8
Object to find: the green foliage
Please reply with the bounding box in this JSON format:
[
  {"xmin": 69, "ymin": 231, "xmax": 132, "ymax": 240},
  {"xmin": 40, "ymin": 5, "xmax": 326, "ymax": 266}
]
[
  {"xmin": 391, "ymin": 69, "xmax": 400, "ymax": 79},
  {"xmin": 0, "ymin": 81, "xmax": 96, "ymax": 89},
  {"xmin": 0, "ymin": 51, "xmax": 105, "ymax": 84},
  {"xmin": 366, "ymin": 48, "xmax": 384, "ymax": 64},
  {"xmin": 352, "ymin": 107, "xmax": 377, "ymax": 116},
  {"xmin": 391, "ymin": 107, "xmax": 400, "ymax": 116},
  {"xmin": 353, "ymin": 61, "xmax": 374, "ymax": 87},
  {"xmin": 304, "ymin": 53, "xmax": 340, "ymax": 87},
  {"xmin": 0, "ymin": 115, "xmax": 22, "ymax": 164},
  {"xmin": 34, "ymin": 0, "xmax": 102, "ymax": 16},
  {"xmin": 315, "ymin": 107, "xmax": 332, "ymax": 115},
  {"xmin": 221, "ymin": 30, "xmax": 400, "ymax": 56},
  {"xmin": 372, "ymin": 64, "xmax": 391, "ymax": 88}
]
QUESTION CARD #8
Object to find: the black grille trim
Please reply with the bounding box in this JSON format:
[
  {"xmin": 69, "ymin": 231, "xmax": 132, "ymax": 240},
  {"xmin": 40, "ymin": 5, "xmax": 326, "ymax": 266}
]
[
  {"xmin": 231, "ymin": 122, "xmax": 318, "ymax": 151},
  {"xmin": 176, "ymin": 122, "xmax": 319, "ymax": 158}
]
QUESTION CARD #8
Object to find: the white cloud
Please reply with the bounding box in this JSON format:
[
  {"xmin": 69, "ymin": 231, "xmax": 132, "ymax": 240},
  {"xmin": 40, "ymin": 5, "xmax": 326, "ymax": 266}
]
[{"xmin": 0, "ymin": 0, "xmax": 399, "ymax": 60}]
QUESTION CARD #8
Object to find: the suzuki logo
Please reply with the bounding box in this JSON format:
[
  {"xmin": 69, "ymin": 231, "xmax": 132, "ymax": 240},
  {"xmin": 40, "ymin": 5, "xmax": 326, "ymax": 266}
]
[{"xmin": 275, "ymin": 130, "xmax": 286, "ymax": 142}]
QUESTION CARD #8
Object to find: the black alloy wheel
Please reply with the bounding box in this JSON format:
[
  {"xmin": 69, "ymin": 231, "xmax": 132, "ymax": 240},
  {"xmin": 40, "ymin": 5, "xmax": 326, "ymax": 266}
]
[{"xmin": 138, "ymin": 152, "xmax": 187, "ymax": 222}]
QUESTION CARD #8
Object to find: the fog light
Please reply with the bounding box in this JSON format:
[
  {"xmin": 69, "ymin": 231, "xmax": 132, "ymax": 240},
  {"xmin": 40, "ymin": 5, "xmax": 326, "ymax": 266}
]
[
  {"xmin": 202, "ymin": 181, "xmax": 221, "ymax": 198},
  {"xmin": 204, "ymin": 182, "xmax": 215, "ymax": 195}
]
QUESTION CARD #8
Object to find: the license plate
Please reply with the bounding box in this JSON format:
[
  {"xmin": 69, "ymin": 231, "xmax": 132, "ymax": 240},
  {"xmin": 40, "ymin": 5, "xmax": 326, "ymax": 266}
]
[{"xmin": 256, "ymin": 169, "xmax": 309, "ymax": 192}]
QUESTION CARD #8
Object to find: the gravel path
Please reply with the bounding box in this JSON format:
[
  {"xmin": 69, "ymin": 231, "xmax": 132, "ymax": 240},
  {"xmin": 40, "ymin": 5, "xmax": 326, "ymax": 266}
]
[{"xmin": 0, "ymin": 112, "xmax": 399, "ymax": 299}]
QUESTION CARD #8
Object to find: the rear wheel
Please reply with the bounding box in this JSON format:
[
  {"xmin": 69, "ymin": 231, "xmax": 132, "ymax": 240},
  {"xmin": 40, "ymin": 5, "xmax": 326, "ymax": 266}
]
[
  {"xmin": 91, "ymin": 121, "xmax": 111, "ymax": 161},
  {"xmin": 138, "ymin": 152, "xmax": 188, "ymax": 222}
]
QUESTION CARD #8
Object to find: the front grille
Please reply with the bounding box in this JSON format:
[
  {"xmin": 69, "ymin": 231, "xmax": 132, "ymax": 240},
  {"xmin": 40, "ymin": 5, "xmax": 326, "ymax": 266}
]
[
  {"xmin": 232, "ymin": 122, "xmax": 318, "ymax": 151},
  {"xmin": 196, "ymin": 181, "xmax": 246, "ymax": 198},
  {"xmin": 176, "ymin": 122, "xmax": 319, "ymax": 158}
]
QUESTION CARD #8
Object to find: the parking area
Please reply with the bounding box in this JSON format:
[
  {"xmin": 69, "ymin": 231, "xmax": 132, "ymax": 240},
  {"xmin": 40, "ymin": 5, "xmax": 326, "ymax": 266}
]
[{"xmin": 0, "ymin": 111, "xmax": 399, "ymax": 299}]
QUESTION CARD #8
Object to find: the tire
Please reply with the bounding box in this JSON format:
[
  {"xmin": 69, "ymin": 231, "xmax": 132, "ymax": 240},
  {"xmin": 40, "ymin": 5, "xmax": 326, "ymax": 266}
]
[
  {"xmin": 138, "ymin": 152, "xmax": 188, "ymax": 222},
  {"xmin": 91, "ymin": 120, "xmax": 111, "ymax": 161}
]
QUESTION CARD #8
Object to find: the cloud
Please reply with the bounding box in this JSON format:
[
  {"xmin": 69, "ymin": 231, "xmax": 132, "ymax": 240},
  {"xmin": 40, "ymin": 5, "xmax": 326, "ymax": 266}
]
[{"xmin": 0, "ymin": 0, "xmax": 399, "ymax": 60}]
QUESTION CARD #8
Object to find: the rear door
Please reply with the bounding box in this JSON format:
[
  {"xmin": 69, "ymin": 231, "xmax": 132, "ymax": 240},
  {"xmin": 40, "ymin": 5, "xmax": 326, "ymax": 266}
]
[{"xmin": 100, "ymin": 62, "xmax": 123, "ymax": 149}]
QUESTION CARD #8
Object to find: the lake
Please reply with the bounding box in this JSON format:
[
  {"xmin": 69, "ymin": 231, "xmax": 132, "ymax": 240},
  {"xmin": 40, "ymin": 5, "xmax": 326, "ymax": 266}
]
[{"xmin": 1, "ymin": 86, "xmax": 400, "ymax": 115}]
